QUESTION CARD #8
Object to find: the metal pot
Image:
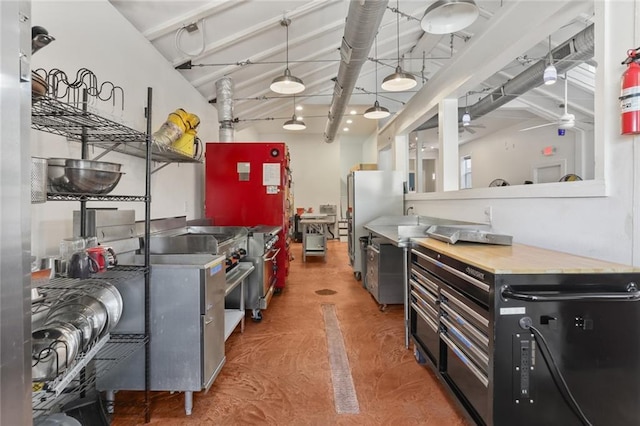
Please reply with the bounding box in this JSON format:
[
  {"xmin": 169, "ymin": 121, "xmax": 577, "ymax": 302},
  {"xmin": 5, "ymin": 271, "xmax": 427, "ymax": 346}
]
[
  {"xmin": 49, "ymin": 295, "xmax": 108, "ymax": 340},
  {"xmin": 76, "ymin": 280, "xmax": 123, "ymax": 333},
  {"xmin": 32, "ymin": 322, "xmax": 81, "ymax": 381},
  {"xmin": 45, "ymin": 309, "xmax": 94, "ymax": 351}
]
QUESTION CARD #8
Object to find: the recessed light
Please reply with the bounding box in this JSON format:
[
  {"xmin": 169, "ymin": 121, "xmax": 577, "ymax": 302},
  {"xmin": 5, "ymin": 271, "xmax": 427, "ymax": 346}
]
[
  {"xmin": 296, "ymin": 105, "xmax": 303, "ymax": 111},
  {"xmin": 346, "ymin": 119, "xmax": 353, "ymax": 124},
  {"xmin": 350, "ymin": 110, "xmax": 357, "ymax": 115},
  {"xmin": 297, "ymin": 116, "xmax": 304, "ymax": 121},
  {"xmin": 343, "ymin": 127, "xmax": 349, "ymax": 131}
]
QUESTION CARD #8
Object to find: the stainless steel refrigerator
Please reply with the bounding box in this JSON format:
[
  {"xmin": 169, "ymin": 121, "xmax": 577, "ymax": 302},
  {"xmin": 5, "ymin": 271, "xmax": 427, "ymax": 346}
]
[{"xmin": 347, "ymin": 170, "xmax": 403, "ymax": 280}]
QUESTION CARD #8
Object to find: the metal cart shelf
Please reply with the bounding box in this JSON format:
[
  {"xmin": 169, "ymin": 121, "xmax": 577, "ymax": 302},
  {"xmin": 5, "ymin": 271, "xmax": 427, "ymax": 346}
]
[
  {"xmin": 300, "ymin": 215, "xmax": 334, "ymax": 262},
  {"xmin": 224, "ymin": 262, "xmax": 254, "ymax": 341}
]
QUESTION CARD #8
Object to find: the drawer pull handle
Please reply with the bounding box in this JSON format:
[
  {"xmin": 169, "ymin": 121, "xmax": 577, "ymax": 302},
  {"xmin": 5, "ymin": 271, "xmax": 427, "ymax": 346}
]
[
  {"xmin": 412, "ymin": 249, "xmax": 490, "ymax": 293},
  {"xmin": 440, "ymin": 334, "xmax": 489, "ymax": 387}
]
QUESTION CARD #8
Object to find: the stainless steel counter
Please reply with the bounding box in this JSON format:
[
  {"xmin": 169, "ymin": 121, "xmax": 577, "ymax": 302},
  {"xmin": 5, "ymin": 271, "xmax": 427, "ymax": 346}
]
[
  {"xmin": 363, "ymin": 215, "xmax": 487, "ymax": 349},
  {"xmin": 364, "ymin": 215, "xmax": 486, "ymax": 247}
]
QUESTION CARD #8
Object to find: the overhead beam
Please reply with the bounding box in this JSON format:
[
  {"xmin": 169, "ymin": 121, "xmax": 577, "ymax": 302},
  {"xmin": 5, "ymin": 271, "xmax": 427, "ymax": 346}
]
[
  {"xmin": 171, "ymin": 0, "xmax": 343, "ymax": 66},
  {"xmin": 144, "ymin": 0, "xmax": 246, "ymax": 41}
]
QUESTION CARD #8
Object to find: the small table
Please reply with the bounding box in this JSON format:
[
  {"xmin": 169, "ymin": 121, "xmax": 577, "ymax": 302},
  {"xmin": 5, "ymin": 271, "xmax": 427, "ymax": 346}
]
[{"xmin": 300, "ymin": 213, "xmax": 334, "ymax": 262}]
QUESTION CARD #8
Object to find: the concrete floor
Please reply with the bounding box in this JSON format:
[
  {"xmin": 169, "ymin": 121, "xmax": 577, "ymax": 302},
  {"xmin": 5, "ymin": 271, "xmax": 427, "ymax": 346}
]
[{"xmin": 111, "ymin": 240, "xmax": 469, "ymax": 425}]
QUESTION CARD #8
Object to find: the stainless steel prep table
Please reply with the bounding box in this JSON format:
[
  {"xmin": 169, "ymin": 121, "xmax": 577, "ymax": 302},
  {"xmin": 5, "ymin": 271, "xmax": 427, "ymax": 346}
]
[
  {"xmin": 364, "ymin": 216, "xmax": 486, "ymax": 347},
  {"xmin": 300, "ymin": 213, "xmax": 335, "ymax": 262}
]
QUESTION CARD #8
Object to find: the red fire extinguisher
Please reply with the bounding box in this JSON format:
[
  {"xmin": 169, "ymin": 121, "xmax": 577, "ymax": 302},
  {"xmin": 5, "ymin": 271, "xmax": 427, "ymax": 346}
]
[{"xmin": 621, "ymin": 48, "xmax": 640, "ymax": 135}]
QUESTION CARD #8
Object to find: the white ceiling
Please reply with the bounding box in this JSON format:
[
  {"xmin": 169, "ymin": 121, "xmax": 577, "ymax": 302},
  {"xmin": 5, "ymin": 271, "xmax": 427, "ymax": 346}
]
[{"xmin": 108, "ymin": 0, "xmax": 595, "ymax": 140}]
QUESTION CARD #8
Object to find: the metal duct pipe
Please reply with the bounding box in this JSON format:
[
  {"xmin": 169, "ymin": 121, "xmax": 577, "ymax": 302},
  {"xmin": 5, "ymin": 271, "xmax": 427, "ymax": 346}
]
[
  {"xmin": 215, "ymin": 77, "xmax": 235, "ymax": 142},
  {"xmin": 415, "ymin": 24, "xmax": 594, "ymax": 131},
  {"xmin": 323, "ymin": 0, "xmax": 389, "ymax": 143}
]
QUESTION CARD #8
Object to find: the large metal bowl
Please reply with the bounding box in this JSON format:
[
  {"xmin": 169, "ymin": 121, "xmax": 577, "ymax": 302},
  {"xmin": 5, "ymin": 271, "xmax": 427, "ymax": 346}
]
[
  {"xmin": 64, "ymin": 158, "xmax": 122, "ymax": 172},
  {"xmin": 48, "ymin": 166, "xmax": 124, "ymax": 194},
  {"xmin": 32, "ymin": 322, "xmax": 82, "ymax": 381},
  {"xmin": 76, "ymin": 280, "xmax": 123, "ymax": 334}
]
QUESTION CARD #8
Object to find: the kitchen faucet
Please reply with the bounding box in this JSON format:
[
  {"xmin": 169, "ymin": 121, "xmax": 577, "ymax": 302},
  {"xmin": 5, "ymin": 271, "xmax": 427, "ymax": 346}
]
[{"xmin": 405, "ymin": 206, "xmax": 414, "ymax": 215}]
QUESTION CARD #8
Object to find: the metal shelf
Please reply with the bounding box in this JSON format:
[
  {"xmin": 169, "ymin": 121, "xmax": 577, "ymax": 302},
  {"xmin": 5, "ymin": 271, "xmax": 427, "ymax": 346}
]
[
  {"xmin": 32, "ymin": 333, "xmax": 147, "ymax": 418},
  {"xmin": 33, "ymin": 266, "xmax": 147, "ymax": 320},
  {"xmin": 31, "ymin": 96, "xmax": 201, "ymax": 164},
  {"xmin": 47, "ymin": 192, "xmax": 149, "ymax": 202}
]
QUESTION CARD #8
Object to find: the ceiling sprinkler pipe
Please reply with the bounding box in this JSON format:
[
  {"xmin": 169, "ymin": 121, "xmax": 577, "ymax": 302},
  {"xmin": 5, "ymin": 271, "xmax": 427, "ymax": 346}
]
[{"xmin": 216, "ymin": 77, "xmax": 235, "ymax": 142}]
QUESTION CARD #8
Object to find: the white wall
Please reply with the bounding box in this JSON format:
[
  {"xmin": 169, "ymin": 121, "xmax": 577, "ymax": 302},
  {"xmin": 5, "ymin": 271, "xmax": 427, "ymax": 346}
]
[
  {"xmin": 259, "ymin": 133, "xmax": 341, "ymax": 214},
  {"xmin": 30, "ymin": 0, "xmax": 218, "ymax": 257},
  {"xmin": 459, "ymin": 123, "xmax": 580, "ymax": 187}
]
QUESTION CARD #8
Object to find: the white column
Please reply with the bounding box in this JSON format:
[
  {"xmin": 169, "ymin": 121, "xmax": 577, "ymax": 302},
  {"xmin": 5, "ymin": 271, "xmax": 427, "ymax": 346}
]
[
  {"xmin": 394, "ymin": 134, "xmax": 408, "ymax": 175},
  {"xmin": 437, "ymin": 98, "xmax": 459, "ymax": 192}
]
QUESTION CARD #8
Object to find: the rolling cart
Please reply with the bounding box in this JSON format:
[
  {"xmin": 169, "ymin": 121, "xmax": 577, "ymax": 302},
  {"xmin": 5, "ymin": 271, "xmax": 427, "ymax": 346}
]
[{"xmin": 300, "ymin": 213, "xmax": 334, "ymax": 262}]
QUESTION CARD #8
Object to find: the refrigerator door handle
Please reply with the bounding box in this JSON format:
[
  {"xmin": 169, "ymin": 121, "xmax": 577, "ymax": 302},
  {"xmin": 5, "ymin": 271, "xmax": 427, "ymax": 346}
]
[{"xmin": 501, "ymin": 283, "xmax": 640, "ymax": 302}]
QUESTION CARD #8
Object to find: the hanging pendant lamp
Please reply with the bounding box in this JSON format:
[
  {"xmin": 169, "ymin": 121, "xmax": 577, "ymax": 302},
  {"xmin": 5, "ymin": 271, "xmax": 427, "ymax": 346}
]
[
  {"xmin": 381, "ymin": 0, "xmax": 416, "ymax": 92},
  {"xmin": 365, "ymin": 38, "xmax": 390, "ymax": 120},
  {"xmin": 543, "ymin": 36, "xmax": 557, "ymax": 85},
  {"xmin": 271, "ymin": 18, "xmax": 305, "ymax": 95},
  {"xmin": 420, "ymin": 0, "xmax": 479, "ymax": 35},
  {"xmin": 283, "ymin": 96, "xmax": 306, "ymax": 130},
  {"xmin": 461, "ymin": 92, "xmax": 471, "ymax": 125}
]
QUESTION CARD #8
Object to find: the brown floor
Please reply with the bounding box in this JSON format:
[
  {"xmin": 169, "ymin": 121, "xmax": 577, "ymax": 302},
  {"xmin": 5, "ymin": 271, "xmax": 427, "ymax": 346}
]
[{"xmin": 112, "ymin": 240, "xmax": 470, "ymax": 425}]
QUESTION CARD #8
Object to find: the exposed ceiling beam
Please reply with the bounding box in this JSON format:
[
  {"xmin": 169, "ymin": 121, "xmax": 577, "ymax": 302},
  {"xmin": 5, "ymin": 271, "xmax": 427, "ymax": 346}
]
[
  {"xmin": 171, "ymin": 0, "xmax": 343, "ymax": 66},
  {"xmin": 189, "ymin": 19, "xmax": 345, "ymax": 88},
  {"xmin": 144, "ymin": 0, "xmax": 246, "ymax": 41}
]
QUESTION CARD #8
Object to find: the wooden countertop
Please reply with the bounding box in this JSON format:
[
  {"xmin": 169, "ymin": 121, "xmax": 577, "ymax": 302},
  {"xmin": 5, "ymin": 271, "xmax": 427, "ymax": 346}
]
[{"xmin": 412, "ymin": 237, "xmax": 640, "ymax": 274}]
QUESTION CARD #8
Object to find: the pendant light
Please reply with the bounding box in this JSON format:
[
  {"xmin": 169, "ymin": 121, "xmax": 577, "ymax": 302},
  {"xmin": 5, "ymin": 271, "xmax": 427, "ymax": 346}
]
[
  {"xmin": 420, "ymin": 0, "xmax": 480, "ymax": 35},
  {"xmin": 364, "ymin": 37, "xmax": 391, "ymax": 120},
  {"xmin": 381, "ymin": 0, "xmax": 417, "ymax": 92},
  {"xmin": 283, "ymin": 96, "xmax": 306, "ymax": 130},
  {"xmin": 543, "ymin": 35, "xmax": 557, "ymax": 85},
  {"xmin": 461, "ymin": 92, "xmax": 471, "ymax": 126},
  {"xmin": 271, "ymin": 18, "xmax": 305, "ymax": 95}
]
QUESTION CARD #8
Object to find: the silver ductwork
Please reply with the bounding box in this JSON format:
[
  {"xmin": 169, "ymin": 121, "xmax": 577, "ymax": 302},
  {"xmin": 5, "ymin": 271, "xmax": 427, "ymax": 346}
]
[
  {"xmin": 215, "ymin": 77, "xmax": 235, "ymax": 142},
  {"xmin": 324, "ymin": 0, "xmax": 389, "ymax": 143},
  {"xmin": 415, "ymin": 24, "xmax": 594, "ymax": 131}
]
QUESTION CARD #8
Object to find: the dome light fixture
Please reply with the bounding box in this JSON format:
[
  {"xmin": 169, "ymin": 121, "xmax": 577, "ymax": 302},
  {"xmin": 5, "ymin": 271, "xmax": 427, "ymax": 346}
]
[
  {"xmin": 461, "ymin": 92, "xmax": 471, "ymax": 126},
  {"xmin": 365, "ymin": 37, "xmax": 391, "ymax": 120},
  {"xmin": 364, "ymin": 100, "xmax": 391, "ymax": 120},
  {"xmin": 283, "ymin": 96, "xmax": 306, "ymax": 130},
  {"xmin": 271, "ymin": 18, "xmax": 305, "ymax": 95},
  {"xmin": 382, "ymin": 1, "xmax": 416, "ymax": 92},
  {"xmin": 543, "ymin": 35, "xmax": 557, "ymax": 85},
  {"xmin": 420, "ymin": 0, "xmax": 480, "ymax": 35}
]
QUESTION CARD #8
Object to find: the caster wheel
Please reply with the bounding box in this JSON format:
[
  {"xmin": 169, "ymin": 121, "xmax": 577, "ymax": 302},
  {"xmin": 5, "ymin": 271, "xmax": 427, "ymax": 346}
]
[
  {"xmin": 274, "ymin": 287, "xmax": 282, "ymax": 295},
  {"xmin": 252, "ymin": 310, "xmax": 263, "ymax": 322},
  {"xmin": 354, "ymin": 272, "xmax": 362, "ymax": 281},
  {"xmin": 379, "ymin": 304, "xmax": 387, "ymax": 312}
]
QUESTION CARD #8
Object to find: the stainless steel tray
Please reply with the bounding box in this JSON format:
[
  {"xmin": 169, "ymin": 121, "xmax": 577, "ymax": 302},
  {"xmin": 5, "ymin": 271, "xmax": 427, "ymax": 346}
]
[{"xmin": 426, "ymin": 225, "xmax": 512, "ymax": 246}]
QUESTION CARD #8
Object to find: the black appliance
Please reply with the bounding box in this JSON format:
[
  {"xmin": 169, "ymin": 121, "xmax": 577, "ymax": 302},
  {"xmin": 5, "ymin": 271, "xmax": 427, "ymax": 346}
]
[{"xmin": 410, "ymin": 241, "xmax": 640, "ymax": 426}]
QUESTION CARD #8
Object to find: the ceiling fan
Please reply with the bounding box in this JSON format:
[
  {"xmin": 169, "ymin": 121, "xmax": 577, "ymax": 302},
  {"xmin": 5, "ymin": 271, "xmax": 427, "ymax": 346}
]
[
  {"xmin": 520, "ymin": 74, "xmax": 576, "ymax": 132},
  {"xmin": 459, "ymin": 123, "xmax": 485, "ymax": 134}
]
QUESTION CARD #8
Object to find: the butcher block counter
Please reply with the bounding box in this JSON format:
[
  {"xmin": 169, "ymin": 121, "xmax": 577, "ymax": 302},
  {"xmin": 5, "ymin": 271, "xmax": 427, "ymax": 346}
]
[
  {"xmin": 408, "ymin": 237, "xmax": 640, "ymax": 426},
  {"xmin": 412, "ymin": 237, "xmax": 640, "ymax": 274}
]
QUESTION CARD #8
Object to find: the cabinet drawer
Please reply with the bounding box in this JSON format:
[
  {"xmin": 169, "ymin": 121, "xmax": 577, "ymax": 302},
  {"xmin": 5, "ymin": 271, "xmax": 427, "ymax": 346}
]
[
  {"xmin": 411, "ymin": 266, "xmax": 439, "ymax": 295},
  {"xmin": 440, "ymin": 303, "xmax": 489, "ymax": 350},
  {"xmin": 441, "ymin": 316, "xmax": 488, "ymax": 372},
  {"xmin": 411, "ymin": 247, "xmax": 490, "ymax": 307},
  {"xmin": 440, "ymin": 288, "xmax": 489, "ymax": 336},
  {"xmin": 411, "ymin": 290, "xmax": 439, "ymax": 324},
  {"xmin": 410, "ymin": 279, "xmax": 438, "ymax": 307}
]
